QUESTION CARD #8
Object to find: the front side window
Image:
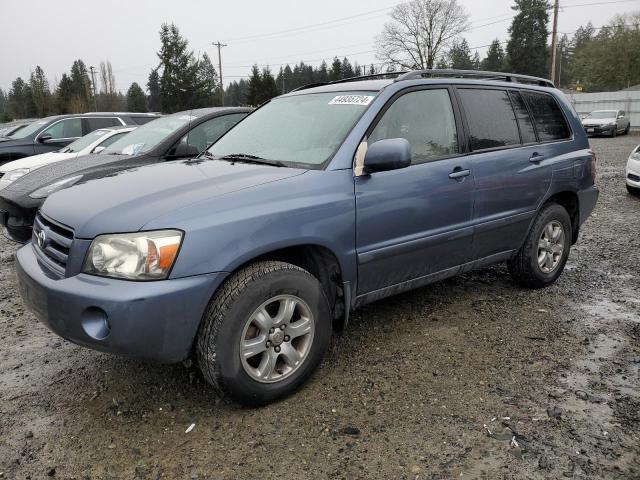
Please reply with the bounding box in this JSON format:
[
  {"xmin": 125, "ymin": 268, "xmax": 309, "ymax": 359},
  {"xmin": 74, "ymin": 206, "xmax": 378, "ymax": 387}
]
[
  {"xmin": 182, "ymin": 113, "xmax": 246, "ymax": 152},
  {"xmin": 62, "ymin": 129, "xmax": 109, "ymax": 153},
  {"xmin": 209, "ymin": 91, "xmax": 376, "ymax": 167},
  {"xmin": 458, "ymin": 88, "xmax": 520, "ymax": 151},
  {"xmin": 42, "ymin": 118, "xmax": 82, "ymax": 139},
  {"xmin": 522, "ymin": 92, "xmax": 570, "ymax": 142},
  {"xmin": 369, "ymin": 89, "xmax": 458, "ymax": 163}
]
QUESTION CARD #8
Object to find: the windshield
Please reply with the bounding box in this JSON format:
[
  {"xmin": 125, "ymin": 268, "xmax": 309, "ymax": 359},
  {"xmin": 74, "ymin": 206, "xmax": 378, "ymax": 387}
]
[
  {"xmin": 62, "ymin": 129, "xmax": 111, "ymax": 153},
  {"xmin": 8, "ymin": 118, "xmax": 52, "ymax": 139},
  {"xmin": 208, "ymin": 91, "xmax": 376, "ymax": 167},
  {"xmin": 586, "ymin": 111, "xmax": 617, "ymax": 119},
  {"xmin": 103, "ymin": 114, "xmax": 193, "ymax": 155}
]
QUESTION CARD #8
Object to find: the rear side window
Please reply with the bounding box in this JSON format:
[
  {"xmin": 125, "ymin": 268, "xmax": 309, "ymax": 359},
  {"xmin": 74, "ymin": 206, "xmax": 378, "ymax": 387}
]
[
  {"xmin": 509, "ymin": 91, "xmax": 537, "ymax": 144},
  {"xmin": 86, "ymin": 117, "xmax": 121, "ymax": 132},
  {"xmin": 369, "ymin": 89, "xmax": 459, "ymax": 163},
  {"xmin": 458, "ymin": 89, "xmax": 520, "ymax": 151},
  {"xmin": 521, "ymin": 92, "xmax": 570, "ymax": 142}
]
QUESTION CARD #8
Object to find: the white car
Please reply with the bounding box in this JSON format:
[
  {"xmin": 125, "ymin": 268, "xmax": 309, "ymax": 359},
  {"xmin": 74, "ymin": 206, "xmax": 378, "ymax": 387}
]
[
  {"xmin": 582, "ymin": 110, "xmax": 631, "ymax": 137},
  {"xmin": 627, "ymin": 144, "xmax": 640, "ymax": 196},
  {"xmin": 0, "ymin": 125, "xmax": 135, "ymax": 190}
]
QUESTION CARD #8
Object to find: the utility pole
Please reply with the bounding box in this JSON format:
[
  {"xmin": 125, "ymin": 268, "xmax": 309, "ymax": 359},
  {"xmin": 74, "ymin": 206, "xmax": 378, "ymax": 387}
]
[
  {"xmin": 89, "ymin": 66, "xmax": 98, "ymax": 111},
  {"xmin": 550, "ymin": 0, "xmax": 560, "ymax": 85},
  {"xmin": 212, "ymin": 41, "xmax": 227, "ymax": 106}
]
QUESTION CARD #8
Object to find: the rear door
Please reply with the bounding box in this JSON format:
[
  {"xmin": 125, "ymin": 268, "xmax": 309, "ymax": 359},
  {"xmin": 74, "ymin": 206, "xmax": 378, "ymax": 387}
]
[
  {"xmin": 456, "ymin": 87, "xmax": 552, "ymax": 259},
  {"xmin": 83, "ymin": 117, "xmax": 122, "ymax": 135},
  {"xmin": 355, "ymin": 87, "xmax": 474, "ymax": 295}
]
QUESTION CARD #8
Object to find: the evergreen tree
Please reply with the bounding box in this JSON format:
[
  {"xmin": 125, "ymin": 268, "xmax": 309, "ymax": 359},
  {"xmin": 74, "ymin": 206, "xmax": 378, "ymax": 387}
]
[
  {"xmin": 449, "ymin": 39, "xmax": 474, "ymax": 69},
  {"xmin": 69, "ymin": 59, "xmax": 91, "ymax": 111},
  {"xmin": 481, "ymin": 40, "xmax": 506, "ymax": 72},
  {"xmin": 317, "ymin": 61, "xmax": 330, "ymax": 82},
  {"xmin": 472, "ymin": 52, "xmax": 481, "ymax": 70},
  {"xmin": 147, "ymin": 69, "xmax": 161, "ymax": 112},
  {"xmin": 29, "ymin": 66, "xmax": 50, "ymax": 117},
  {"xmin": 341, "ymin": 57, "xmax": 355, "ymax": 79},
  {"xmin": 156, "ymin": 23, "xmax": 200, "ymax": 113},
  {"xmin": 331, "ymin": 57, "xmax": 342, "ymax": 81},
  {"xmin": 435, "ymin": 57, "xmax": 449, "ymax": 69},
  {"xmin": 224, "ymin": 79, "xmax": 249, "ymax": 106},
  {"xmin": 368, "ymin": 64, "xmax": 377, "ymax": 75},
  {"xmin": 506, "ymin": 0, "xmax": 551, "ymax": 78},
  {"xmin": 8, "ymin": 77, "xmax": 29, "ymax": 118},
  {"xmin": 0, "ymin": 89, "xmax": 10, "ymax": 122},
  {"xmin": 196, "ymin": 52, "xmax": 220, "ymax": 106},
  {"xmin": 126, "ymin": 83, "xmax": 148, "ymax": 112},
  {"xmin": 56, "ymin": 74, "xmax": 74, "ymax": 114},
  {"xmin": 260, "ymin": 67, "xmax": 279, "ymax": 103},
  {"xmin": 247, "ymin": 65, "xmax": 262, "ymax": 105}
]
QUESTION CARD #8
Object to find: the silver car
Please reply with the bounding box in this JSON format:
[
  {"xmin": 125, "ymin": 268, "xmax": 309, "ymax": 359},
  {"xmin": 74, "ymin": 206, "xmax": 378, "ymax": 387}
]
[{"xmin": 582, "ymin": 109, "xmax": 631, "ymax": 137}]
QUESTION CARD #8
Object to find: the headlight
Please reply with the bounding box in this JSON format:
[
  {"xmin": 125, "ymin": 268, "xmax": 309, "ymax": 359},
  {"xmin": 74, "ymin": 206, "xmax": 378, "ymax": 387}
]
[
  {"xmin": 4, "ymin": 168, "xmax": 30, "ymax": 182},
  {"xmin": 83, "ymin": 230, "xmax": 183, "ymax": 280},
  {"xmin": 29, "ymin": 175, "xmax": 83, "ymax": 199}
]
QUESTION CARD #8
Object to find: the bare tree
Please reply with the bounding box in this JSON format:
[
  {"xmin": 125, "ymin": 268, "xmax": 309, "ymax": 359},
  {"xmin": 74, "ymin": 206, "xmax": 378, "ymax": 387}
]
[
  {"xmin": 99, "ymin": 60, "xmax": 116, "ymax": 95},
  {"xmin": 376, "ymin": 0, "xmax": 469, "ymax": 70}
]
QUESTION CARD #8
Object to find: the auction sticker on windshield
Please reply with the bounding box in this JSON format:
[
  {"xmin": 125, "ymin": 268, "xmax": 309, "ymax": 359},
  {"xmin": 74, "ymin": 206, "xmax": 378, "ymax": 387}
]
[{"xmin": 329, "ymin": 95, "xmax": 374, "ymax": 106}]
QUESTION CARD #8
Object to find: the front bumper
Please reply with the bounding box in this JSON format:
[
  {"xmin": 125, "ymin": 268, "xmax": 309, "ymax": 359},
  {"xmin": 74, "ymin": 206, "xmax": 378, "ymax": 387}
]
[
  {"xmin": 16, "ymin": 244, "xmax": 227, "ymax": 363},
  {"xmin": 583, "ymin": 125, "xmax": 615, "ymax": 136},
  {"xmin": 626, "ymin": 157, "xmax": 640, "ymax": 188}
]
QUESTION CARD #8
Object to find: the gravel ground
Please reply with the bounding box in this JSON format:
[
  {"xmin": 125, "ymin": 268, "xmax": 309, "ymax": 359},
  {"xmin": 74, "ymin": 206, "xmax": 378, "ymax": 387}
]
[{"xmin": 1, "ymin": 136, "xmax": 639, "ymax": 480}]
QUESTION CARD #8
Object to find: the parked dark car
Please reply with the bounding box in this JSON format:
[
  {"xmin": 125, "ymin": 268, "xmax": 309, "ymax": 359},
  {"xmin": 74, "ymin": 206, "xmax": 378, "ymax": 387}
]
[
  {"xmin": 0, "ymin": 112, "xmax": 160, "ymax": 166},
  {"xmin": 14, "ymin": 70, "xmax": 598, "ymax": 405},
  {"xmin": 0, "ymin": 121, "xmax": 33, "ymax": 139},
  {"xmin": 0, "ymin": 107, "xmax": 250, "ymax": 241}
]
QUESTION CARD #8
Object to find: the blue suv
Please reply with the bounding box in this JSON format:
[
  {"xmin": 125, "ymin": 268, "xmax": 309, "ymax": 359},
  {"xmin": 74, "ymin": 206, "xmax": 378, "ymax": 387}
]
[{"xmin": 15, "ymin": 70, "xmax": 599, "ymax": 405}]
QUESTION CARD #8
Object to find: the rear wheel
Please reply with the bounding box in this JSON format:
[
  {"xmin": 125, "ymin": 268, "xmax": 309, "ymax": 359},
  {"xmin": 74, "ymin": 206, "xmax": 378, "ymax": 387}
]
[
  {"xmin": 508, "ymin": 204, "xmax": 572, "ymax": 289},
  {"xmin": 196, "ymin": 261, "xmax": 332, "ymax": 406}
]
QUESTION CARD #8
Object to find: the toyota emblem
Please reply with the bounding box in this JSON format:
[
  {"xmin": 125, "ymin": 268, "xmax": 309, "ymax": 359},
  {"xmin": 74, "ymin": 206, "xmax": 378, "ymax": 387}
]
[{"xmin": 36, "ymin": 229, "xmax": 47, "ymax": 248}]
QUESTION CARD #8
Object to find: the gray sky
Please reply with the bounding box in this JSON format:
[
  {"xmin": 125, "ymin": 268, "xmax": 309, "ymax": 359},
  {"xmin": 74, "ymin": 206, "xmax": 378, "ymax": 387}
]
[{"xmin": 0, "ymin": 0, "xmax": 636, "ymax": 92}]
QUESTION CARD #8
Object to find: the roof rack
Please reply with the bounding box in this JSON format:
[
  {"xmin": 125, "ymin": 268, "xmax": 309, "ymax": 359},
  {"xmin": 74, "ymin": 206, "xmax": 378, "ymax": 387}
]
[
  {"xmin": 394, "ymin": 69, "xmax": 555, "ymax": 88},
  {"xmin": 290, "ymin": 71, "xmax": 408, "ymax": 93}
]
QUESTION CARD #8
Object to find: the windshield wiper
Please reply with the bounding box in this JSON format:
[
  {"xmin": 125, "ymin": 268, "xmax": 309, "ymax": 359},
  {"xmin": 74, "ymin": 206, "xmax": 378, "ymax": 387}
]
[
  {"xmin": 220, "ymin": 153, "xmax": 285, "ymax": 167},
  {"xmin": 198, "ymin": 150, "xmax": 215, "ymax": 159}
]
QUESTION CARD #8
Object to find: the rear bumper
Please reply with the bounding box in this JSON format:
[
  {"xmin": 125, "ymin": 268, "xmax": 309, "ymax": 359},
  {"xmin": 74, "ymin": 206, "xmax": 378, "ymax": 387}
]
[
  {"xmin": 15, "ymin": 243, "xmax": 227, "ymax": 363},
  {"xmin": 578, "ymin": 185, "xmax": 599, "ymax": 225}
]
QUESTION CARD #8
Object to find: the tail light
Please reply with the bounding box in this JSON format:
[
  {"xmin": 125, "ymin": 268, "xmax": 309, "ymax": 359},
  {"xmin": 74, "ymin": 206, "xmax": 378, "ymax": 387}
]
[{"xmin": 590, "ymin": 150, "xmax": 597, "ymax": 183}]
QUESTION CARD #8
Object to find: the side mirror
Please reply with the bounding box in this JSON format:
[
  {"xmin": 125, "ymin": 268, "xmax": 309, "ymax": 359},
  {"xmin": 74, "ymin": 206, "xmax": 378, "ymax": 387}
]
[
  {"xmin": 92, "ymin": 146, "xmax": 106, "ymax": 154},
  {"xmin": 363, "ymin": 138, "xmax": 412, "ymax": 174},
  {"xmin": 38, "ymin": 133, "xmax": 53, "ymax": 143},
  {"xmin": 618, "ymin": 114, "xmax": 624, "ymax": 119},
  {"xmin": 167, "ymin": 142, "xmax": 200, "ymax": 159}
]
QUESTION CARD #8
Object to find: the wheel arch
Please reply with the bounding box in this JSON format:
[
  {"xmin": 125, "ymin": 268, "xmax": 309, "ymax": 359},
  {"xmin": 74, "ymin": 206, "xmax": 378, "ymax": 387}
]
[{"xmin": 542, "ymin": 190, "xmax": 580, "ymax": 244}]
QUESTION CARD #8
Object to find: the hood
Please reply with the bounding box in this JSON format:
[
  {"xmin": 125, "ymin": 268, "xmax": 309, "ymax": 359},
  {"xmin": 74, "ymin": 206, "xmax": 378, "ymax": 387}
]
[
  {"xmin": 0, "ymin": 151, "xmax": 76, "ymax": 173},
  {"xmin": 582, "ymin": 117, "xmax": 615, "ymax": 126},
  {"xmin": 42, "ymin": 159, "xmax": 307, "ymax": 238}
]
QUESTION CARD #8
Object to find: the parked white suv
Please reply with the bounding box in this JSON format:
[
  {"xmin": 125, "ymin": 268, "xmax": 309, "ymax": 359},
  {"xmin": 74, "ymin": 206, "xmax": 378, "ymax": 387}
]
[
  {"xmin": 0, "ymin": 125, "xmax": 136, "ymax": 190},
  {"xmin": 582, "ymin": 110, "xmax": 631, "ymax": 137},
  {"xmin": 627, "ymin": 144, "xmax": 640, "ymax": 195}
]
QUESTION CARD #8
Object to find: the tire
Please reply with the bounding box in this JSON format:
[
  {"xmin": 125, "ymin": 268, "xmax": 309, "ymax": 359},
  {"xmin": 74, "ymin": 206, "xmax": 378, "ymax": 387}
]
[
  {"xmin": 508, "ymin": 203, "xmax": 572, "ymax": 289},
  {"xmin": 611, "ymin": 128, "xmax": 617, "ymax": 138},
  {"xmin": 196, "ymin": 261, "xmax": 332, "ymax": 406},
  {"xmin": 624, "ymin": 124, "xmax": 630, "ymax": 135},
  {"xmin": 628, "ymin": 184, "xmax": 640, "ymax": 196}
]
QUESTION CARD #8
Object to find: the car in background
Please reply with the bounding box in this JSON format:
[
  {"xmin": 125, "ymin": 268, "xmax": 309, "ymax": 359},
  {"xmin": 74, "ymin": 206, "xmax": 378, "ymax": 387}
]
[
  {"xmin": 0, "ymin": 107, "xmax": 250, "ymax": 241},
  {"xmin": 0, "ymin": 125, "xmax": 136, "ymax": 190},
  {"xmin": 582, "ymin": 109, "xmax": 631, "ymax": 137},
  {"xmin": 626, "ymin": 144, "xmax": 640, "ymax": 195},
  {"xmin": 0, "ymin": 121, "xmax": 33, "ymax": 139},
  {"xmin": 0, "ymin": 112, "xmax": 159, "ymax": 165}
]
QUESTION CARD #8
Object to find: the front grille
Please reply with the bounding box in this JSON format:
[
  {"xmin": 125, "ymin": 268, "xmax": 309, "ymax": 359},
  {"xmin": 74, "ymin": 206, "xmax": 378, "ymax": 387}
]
[
  {"xmin": 628, "ymin": 173, "xmax": 640, "ymax": 182},
  {"xmin": 33, "ymin": 213, "xmax": 74, "ymax": 275}
]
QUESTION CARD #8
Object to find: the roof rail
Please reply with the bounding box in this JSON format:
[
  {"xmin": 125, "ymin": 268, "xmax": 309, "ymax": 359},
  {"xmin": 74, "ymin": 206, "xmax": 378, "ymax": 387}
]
[
  {"xmin": 394, "ymin": 69, "xmax": 555, "ymax": 88},
  {"xmin": 290, "ymin": 71, "xmax": 408, "ymax": 93}
]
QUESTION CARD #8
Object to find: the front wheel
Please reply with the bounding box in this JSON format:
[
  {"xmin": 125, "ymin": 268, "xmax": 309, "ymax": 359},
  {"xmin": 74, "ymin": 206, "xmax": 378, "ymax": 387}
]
[
  {"xmin": 508, "ymin": 204, "xmax": 572, "ymax": 289},
  {"xmin": 196, "ymin": 261, "xmax": 332, "ymax": 406}
]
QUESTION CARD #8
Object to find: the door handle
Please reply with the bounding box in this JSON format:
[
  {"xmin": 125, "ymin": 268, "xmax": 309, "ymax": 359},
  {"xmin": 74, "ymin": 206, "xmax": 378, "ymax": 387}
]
[
  {"xmin": 449, "ymin": 167, "xmax": 471, "ymax": 180},
  {"xmin": 529, "ymin": 152, "xmax": 545, "ymax": 163}
]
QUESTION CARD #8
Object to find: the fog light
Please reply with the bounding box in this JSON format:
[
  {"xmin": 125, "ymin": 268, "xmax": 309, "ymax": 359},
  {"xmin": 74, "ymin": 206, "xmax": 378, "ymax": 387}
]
[{"xmin": 81, "ymin": 307, "xmax": 110, "ymax": 340}]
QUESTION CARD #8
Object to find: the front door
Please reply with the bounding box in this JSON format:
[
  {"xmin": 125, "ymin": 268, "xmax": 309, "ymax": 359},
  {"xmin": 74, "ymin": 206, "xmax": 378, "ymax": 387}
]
[{"xmin": 355, "ymin": 87, "xmax": 474, "ymax": 295}]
